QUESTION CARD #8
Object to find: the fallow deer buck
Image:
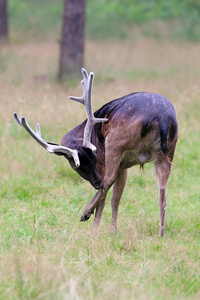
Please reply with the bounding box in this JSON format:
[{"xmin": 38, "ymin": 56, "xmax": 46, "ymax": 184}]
[{"xmin": 14, "ymin": 68, "xmax": 178, "ymax": 236}]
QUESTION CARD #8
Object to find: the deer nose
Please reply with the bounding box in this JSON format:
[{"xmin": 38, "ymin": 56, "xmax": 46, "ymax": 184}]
[{"xmin": 94, "ymin": 180, "xmax": 103, "ymax": 190}]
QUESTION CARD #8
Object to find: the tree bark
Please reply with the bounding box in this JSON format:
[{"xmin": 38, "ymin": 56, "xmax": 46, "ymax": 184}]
[
  {"xmin": 0, "ymin": 0, "xmax": 8, "ymax": 40},
  {"xmin": 59, "ymin": 0, "xmax": 85, "ymax": 80}
]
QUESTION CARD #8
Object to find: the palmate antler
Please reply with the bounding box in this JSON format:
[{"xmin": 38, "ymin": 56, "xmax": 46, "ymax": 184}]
[
  {"xmin": 13, "ymin": 69, "xmax": 108, "ymax": 168},
  {"xmin": 69, "ymin": 68, "xmax": 108, "ymax": 151},
  {"xmin": 13, "ymin": 112, "xmax": 80, "ymax": 167}
]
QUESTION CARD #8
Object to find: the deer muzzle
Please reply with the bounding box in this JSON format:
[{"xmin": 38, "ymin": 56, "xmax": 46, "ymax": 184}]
[{"xmin": 93, "ymin": 179, "xmax": 104, "ymax": 190}]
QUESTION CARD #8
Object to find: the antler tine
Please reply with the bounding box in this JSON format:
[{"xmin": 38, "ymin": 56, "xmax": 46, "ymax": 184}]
[
  {"xmin": 82, "ymin": 72, "xmax": 108, "ymax": 151},
  {"xmin": 36, "ymin": 123, "xmax": 41, "ymax": 137},
  {"xmin": 68, "ymin": 68, "xmax": 88, "ymax": 104},
  {"xmin": 68, "ymin": 68, "xmax": 108, "ymax": 152},
  {"xmin": 13, "ymin": 112, "xmax": 22, "ymax": 125},
  {"xmin": 21, "ymin": 115, "xmax": 54, "ymax": 153},
  {"xmin": 13, "ymin": 112, "xmax": 80, "ymax": 167}
]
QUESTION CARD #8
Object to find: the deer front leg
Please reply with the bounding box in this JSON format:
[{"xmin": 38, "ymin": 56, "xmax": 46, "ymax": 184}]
[
  {"xmin": 90, "ymin": 168, "xmax": 127, "ymax": 235},
  {"xmin": 92, "ymin": 192, "xmax": 107, "ymax": 235},
  {"xmin": 80, "ymin": 169, "xmax": 116, "ymax": 224},
  {"xmin": 81, "ymin": 140, "xmax": 123, "ymax": 235},
  {"xmin": 81, "ymin": 147, "xmax": 122, "ymax": 227},
  {"xmin": 80, "ymin": 189, "xmax": 105, "ymax": 222},
  {"xmin": 111, "ymin": 168, "xmax": 127, "ymax": 234}
]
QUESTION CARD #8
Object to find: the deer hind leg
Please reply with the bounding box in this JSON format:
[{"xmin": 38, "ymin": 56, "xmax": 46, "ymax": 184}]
[
  {"xmin": 111, "ymin": 169, "xmax": 127, "ymax": 234},
  {"xmin": 155, "ymin": 158, "xmax": 172, "ymax": 237}
]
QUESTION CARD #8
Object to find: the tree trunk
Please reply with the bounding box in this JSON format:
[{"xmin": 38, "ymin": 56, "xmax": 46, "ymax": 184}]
[
  {"xmin": 0, "ymin": 0, "xmax": 8, "ymax": 40},
  {"xmin": 59, "ymin": 0, "xmax": 85, "ymax": 80}
]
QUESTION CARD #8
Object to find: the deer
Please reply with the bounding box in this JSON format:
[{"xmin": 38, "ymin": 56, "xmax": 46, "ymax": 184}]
[{"xmin": 14, "ymin": 68, "xmax": 178, "ymax": 237}]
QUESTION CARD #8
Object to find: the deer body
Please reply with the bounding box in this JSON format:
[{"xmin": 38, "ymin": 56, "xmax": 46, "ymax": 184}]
[
  {"xmin": 14, "ymin": 69, "xmax": 178, "ymax": 237},
  {"xmin": 61, "ymin": 92, "xmax": 178, "ymax": 235}
]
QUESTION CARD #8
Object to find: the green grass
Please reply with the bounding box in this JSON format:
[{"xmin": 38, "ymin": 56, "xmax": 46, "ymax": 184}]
[
  {"xmin": 8, "ymin": 0, "xmax": 63, "ymax": 41},
  {"xmin": 1, "ymin": 12, "xmax": 200, "ymax": 299}
]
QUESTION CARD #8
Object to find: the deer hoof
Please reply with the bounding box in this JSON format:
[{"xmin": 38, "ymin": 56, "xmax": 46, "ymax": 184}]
[{"xmin": 80, "ymin": 211, "xmax": 94, "ymax": 222}]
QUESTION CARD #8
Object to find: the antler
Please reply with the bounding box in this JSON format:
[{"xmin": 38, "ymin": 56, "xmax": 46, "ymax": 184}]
[
  {"xmin": 69, "ymin": 68, "xmax": 108, "ymax": 151},
  {"xmin": 13, "ymin": 112, "xmax": 80, "ymax": 167}
]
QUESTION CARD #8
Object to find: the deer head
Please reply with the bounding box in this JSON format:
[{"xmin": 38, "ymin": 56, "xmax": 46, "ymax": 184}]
[{"xmin": 13, "ymin": 68, "xmax": 108, "ymax": 189}]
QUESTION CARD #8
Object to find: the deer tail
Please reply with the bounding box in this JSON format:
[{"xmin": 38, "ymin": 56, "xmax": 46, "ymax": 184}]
[{"xmin": 158, "ymin": 115, "xmax": 178, "ymax": 154}]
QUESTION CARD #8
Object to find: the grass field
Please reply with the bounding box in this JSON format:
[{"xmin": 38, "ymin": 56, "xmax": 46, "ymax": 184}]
[{"xmin": 1, "ymin": 33, "xmax": 200, "ymax": 299}]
